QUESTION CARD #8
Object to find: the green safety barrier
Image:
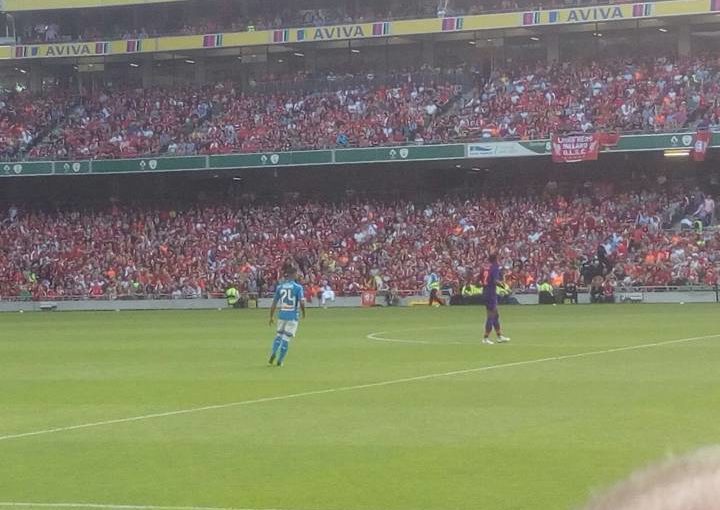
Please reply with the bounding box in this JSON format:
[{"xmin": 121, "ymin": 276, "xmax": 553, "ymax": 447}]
[
  {"xmin": 0, "ymin": 132, "xmax": 713, "ymax": 178},
  {"xmin": 335, "ymin": 144, "xmax": 465, "ymax": 163},
  {"xmin": 1, "ymin": 161, "xmax": 53, "ymax": 176},
  {"xmin": 210, "ymin": 150, "xmax": 332, "ymax": 168},
  {"xmin": 91, "ymin": 156, "xmax": 207, "ymax": 173}
]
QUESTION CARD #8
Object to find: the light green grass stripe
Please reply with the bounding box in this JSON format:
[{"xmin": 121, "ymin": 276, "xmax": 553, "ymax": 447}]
[{"xmin": 0, "ymin": 333, "xmax": 717, "ymax": 444}]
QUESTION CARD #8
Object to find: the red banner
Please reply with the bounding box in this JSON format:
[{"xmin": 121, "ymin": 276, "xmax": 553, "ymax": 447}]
[
  {"xmin": 361, "ymin": 290, "xmax": 376, "ymax": 307},
  {"xmin": 693, "ymin": 130, "xmax": 712, "ymax": 162},
  {"xmin": 552, "ymin": 134, "xmax": 600, "ymax": 163},
  {"xmin": 598, "ymin": 131, "xmax": 620, "ymax": 147}
]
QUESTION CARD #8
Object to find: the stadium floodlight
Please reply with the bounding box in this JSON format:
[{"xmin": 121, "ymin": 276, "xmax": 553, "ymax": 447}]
[{"xmin": 664, "ymin": 149, "xmax": 691, "ymax": 158}]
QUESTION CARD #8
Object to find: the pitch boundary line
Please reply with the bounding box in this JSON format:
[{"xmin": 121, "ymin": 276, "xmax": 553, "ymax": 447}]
[
  {"xmin": 0, "ymin": 334, "xmax": 717, "ymax": 443},
  {"xmin": 0, "ymin": 503, "xmax": 292, "ymax": 510}
]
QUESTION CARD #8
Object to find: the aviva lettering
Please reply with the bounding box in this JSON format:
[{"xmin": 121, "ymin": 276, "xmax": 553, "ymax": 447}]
[
  {"xmin": 566, "ymin": 6, "xmax": 623, "ymax": 22},
  {"xmin": 312, "ymin": 25, "xmax": 365, "ymax": 40},
  {"xmin": 44, "ymin": 44, "xmax": 94, "ymax": 57}
]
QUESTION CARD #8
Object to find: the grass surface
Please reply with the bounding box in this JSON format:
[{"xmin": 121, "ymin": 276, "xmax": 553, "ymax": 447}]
[{"xmin": 1, "ymin": 304, "xmax": 720, "ymax": 510}]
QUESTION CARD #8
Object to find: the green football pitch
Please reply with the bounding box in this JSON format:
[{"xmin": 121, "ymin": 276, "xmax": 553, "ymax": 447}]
[{"xmin": 1, "ymin": 304, "xmax": 720, "ymax": 510}]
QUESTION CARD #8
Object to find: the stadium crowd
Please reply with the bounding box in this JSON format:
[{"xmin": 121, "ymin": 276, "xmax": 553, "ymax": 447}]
[
  {"xmin": 27, "ymin": 71, "xmax": 462, "ymax": 160},
  {"xmin": 0, "ymin": 89, "xmax": 72, "ymax": 161},
  {"xmin": 0, "ymin": 185, "xmax": 716, "ymax": 301},
  {"xmin": 15, "ymin": 0, "xmax": 670, "ymax": 44},
  {"xmin": 441, "ymin": 55, "xmax": 720, "ymax": 140},
  {"xmin": 6, "ymin": 53, "xmax": 720, "ymax": 160},
  {"xmin": 28, "ymin": 85, "xmax": 217, "ymax": 161}
]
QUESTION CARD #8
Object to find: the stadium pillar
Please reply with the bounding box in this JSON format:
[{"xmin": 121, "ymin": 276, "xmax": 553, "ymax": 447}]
[
  {"xmin": 29, "ymin": 66, "xmax": 42, "ymax": 92},
  {"xmin": 142, "ymin": 62, "xmax": 153, "ymax": 88},
  {"xmin": 422, "ymin": 40, "xmax": 435, "ymax": 67},
  {"xmin": 194, "ymin": 60, "xmax": 207, "ymax": 84},
  {"xmin": 305, "ymin": 48, "xmax": 318, "ymax": 73},
  {"xmin": 546, "ymin": 33, "xmax": 560, "ymax": 64},
  {"xmin": 678, "ymin": 24, "xmax": 691, "ymax": 58}
]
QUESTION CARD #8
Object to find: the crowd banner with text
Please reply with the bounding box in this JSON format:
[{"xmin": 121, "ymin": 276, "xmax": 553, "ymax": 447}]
[{"xmin": 552, "ymin": 134, "xmax": 600, "ymax": 163}]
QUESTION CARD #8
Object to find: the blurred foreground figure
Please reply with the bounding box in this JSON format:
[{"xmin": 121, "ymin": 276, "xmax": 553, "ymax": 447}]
[{"xmin": 583, "ymin": 447, "xmax": 720, "ymax": 510}]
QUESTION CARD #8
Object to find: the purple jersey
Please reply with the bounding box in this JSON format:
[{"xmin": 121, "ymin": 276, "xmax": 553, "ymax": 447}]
[{"xmin": 483, "ymin": 263, "xmax": 501, "ymax": 299}]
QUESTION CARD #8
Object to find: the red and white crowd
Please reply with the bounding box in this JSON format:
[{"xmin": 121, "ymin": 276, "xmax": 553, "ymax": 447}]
[
  {"xmin": 0, "ymin": 89, "xmax": 72, "ymax": 161},
  {"xmin": 0, "ymin": 184, "xmax": 716, "ymax": 300},
  {"xmin": 440, "ymin": 55, "xmax": 720, "ymax": 140},
  {"xmin": 25, "ymin": 72, "xmax": 460, "ymax": 160},
  {"xmin": 2, "ymin": 53, "xmax": 720, "ymax": 162}
]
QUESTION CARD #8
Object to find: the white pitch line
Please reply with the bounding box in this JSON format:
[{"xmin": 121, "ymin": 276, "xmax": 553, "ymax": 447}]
[
  {"xmin": 0, "ymin": 334, "xmax": 717, "ymax": 443},
  {"xmin": 367, "ymin": 325, "xmax": 477, "ymax": 344},
  {"xmin": 367, "ymin": 331, "xmax": 434, "ymax": 344},
  {"xmin": 0, "ymin": 503, "xmax": 290, "ymax": 510},
  {"xmin": 367, "ymin": 330, "xmax": 468, "ymax": 345}
]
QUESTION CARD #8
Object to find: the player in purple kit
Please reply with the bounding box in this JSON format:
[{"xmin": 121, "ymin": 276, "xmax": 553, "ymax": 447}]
[{"xmin": 482, "ymin": 253, "xmax": 510, "ymax": 345}]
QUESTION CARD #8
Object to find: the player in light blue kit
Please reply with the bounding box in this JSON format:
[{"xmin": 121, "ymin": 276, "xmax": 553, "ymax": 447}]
[{"xmin": 268, "ymin": 263, "xmax": 306, "ymax": 367}]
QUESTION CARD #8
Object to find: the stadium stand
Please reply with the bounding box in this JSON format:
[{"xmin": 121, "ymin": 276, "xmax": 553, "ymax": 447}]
[
  {"xmin": 25, "ymin": 69, "xmax": 464, "ymax": 160},
  {"xmin": 0, "ymin": 0, "xmax": 717, "ymax": 303},
  {"xmin": 442, "ymin": 55, "xmax": 719, "ymax": 140},
  {"xmin": 0, "ymin": 88, "xmax": 72, "ymax": 161},
  {"xmin": 0, "ymin": 184, "xmax": 716, "ymax": 300},
  {"xmin": 2, "ymin": 53, "xmax": 718, "ymax": 160}
]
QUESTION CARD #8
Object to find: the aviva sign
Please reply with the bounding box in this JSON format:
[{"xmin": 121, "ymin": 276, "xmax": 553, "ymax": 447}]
[
  {"xmin": 14, "ymin": 41, "xmax": 110, "ymax": 58},
  {"xmin": 271, "ymin": 22, "xmax": 390, "ymax": 44},
  {"xmin": 521, "ymin": 2, "xmax": 654, "ymax": 26}
]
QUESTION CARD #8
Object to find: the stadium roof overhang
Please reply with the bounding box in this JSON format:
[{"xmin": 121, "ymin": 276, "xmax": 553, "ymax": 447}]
[{"xmin": 0, "ymin": 0, "xmax": 186, "ymax": 12}]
